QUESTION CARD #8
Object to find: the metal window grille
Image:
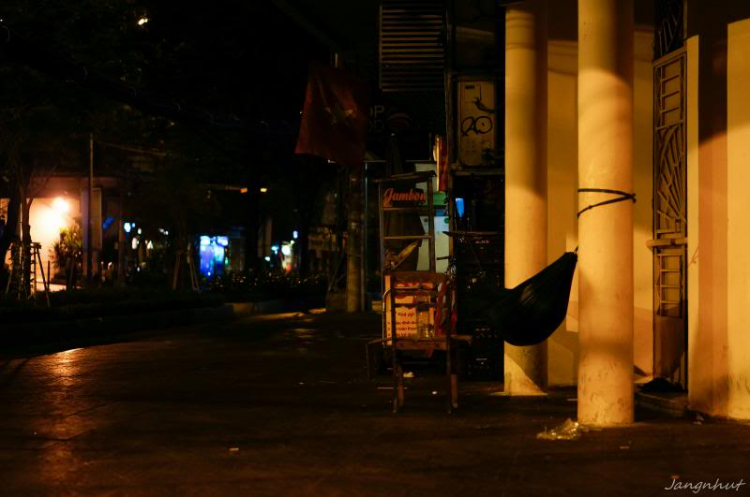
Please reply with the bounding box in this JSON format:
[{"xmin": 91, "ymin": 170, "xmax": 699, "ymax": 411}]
[{"xmin": 379, "ymin": 0, "xmax": 445, "ymax": 92}]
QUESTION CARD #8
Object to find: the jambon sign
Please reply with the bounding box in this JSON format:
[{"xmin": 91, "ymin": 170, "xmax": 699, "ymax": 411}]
[{"xmin": 382, "ymin": 187, "xmax": 426, "ymax": 208}]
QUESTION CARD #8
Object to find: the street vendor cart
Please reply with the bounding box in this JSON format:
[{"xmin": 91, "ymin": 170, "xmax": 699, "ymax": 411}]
[{"xmin": 367, "ymin": 171, "xmax": 471, "ymax": 413}]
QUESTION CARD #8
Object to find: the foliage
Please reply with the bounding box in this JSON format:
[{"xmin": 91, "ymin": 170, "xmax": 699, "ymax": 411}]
[
  {"xmin": 0, "ymin": 0, "xmax": 331, "ymax": 277},
  {"xmin": 47, "ymin": 287, "xmax": 222, "ymax": 307},
  {"xmin": 0, "ymin": 287, "xmax": 224, "ymax": 325},
  {"xmin": 0, "ymin": 0, "xmax": 169, "ymax": 272},
  {"xmin": 50, "ymin": 225, "xmax": 83, "ymax": 271},
  {"xmin": 0, "ymin": 0, "xmax": 159, "ymax": 157},
  {"xmin": 206, "ymin": 269, "xmax": 327, "ymax": 302},
  {"xmin": 128, "ymin": 157, "xmax": 222, "ymax": 244},
  {"xmin": 127, "ymin": 250, "xmax": 171, "ymax": 288},
  {"xmin": 50, "ymin": 224, "xmax": 83, "ymax": 288}
]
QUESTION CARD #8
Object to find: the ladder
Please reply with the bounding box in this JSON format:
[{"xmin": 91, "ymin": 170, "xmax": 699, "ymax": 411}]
[{"xmin": 4, "ymin": 241, "xmax": 51, "ymax": 306}]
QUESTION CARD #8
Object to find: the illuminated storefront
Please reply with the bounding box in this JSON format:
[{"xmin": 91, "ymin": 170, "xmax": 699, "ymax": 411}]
[{"xmin": 198, "ymin": 235, "xmax": 229, "ymax": 278}]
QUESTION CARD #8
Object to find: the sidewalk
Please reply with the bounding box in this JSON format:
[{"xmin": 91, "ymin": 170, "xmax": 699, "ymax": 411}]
[{"xmin": 0, "ymin": 311, "xmax": 747, "ymax": 496}]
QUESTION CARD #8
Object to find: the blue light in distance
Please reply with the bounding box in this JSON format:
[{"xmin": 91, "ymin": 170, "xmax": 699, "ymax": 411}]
[
  {"xmin": 455, "ymin": 198, "xmax": 465, "ymax": 218},
  {"xmin": 214, "ymin": 246, "xmax": 225, "ymax": 262},
  {"xmin": 123, "ymin": 222, "xmax": 132, "ymax": 233}
]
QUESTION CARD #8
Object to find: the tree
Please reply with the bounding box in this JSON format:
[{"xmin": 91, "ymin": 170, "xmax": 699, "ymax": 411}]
[
  {"xmin": 1, "ymin": 0, "xmax": 329, "ymax": 290},
  {"xmin": 1, "ymin": 0, "xmax": 165, "ymax": 291},
  {"xmin": 0, "ymin": 65, "xmax": 80, "ymax": 294},
  {"xmin": 51, "ymin": 225, "xmax": 83, "ymax": 289}
]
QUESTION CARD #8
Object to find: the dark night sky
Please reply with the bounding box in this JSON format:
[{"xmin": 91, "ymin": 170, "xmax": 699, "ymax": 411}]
[
  {"xmin": 0, "ymin": 1, "xmax": 352, "ymax": 131},
  {"xmin": 0, "ymin": 0, "xmax": 391, "ymax": 155},
  {"xmin": 140, "ymin": 1, "xmax": 330, "ymax": 123},
  {"xmin": 0, "ymin": 1, "xmax": 384, "ymax": 186}
]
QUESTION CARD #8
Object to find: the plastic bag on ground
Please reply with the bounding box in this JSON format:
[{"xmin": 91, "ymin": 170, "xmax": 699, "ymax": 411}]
[{"xmin": 537, "ymin": 418, "xmax": 590, "ymax": 441}]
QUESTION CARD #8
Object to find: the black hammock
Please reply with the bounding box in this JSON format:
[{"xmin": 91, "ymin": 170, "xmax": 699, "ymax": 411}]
[{"xmin": 466, "ymin": 251, "xmax": 578, "ymax": 347}]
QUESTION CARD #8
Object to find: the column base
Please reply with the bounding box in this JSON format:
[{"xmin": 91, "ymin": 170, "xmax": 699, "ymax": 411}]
[
  {"xmin": 494, "ymin": 390, "xmax": 548, "ymax": 397},
  {"xmin": 503, "ymin": 353, "xmax": 547, "ymax": 396}
]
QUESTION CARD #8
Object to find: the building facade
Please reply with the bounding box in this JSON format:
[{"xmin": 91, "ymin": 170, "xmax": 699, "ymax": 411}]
[{"xmin": 495, "ymin": 0, "xmax": 750, "ymax": 422}]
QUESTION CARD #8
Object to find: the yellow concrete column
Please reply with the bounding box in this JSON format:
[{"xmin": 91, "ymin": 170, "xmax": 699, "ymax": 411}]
[
  {"xmin": 577, "ymin": 0, "xmax": 634, "ymax": 425},
  {"xmin": 504, "ymin": 0, "xmax": 548, "ymax": 395}
]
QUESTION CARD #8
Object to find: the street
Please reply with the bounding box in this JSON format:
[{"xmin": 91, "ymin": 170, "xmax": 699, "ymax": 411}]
[{"xmin": 1, "ymin": 311, "xmax": 748, "ymax": 496}]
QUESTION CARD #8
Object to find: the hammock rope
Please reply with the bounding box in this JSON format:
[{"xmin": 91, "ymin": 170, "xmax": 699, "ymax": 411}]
[
  {"xmin": 577, "ymin": 188, "xmax": 636, "ymax": 217},
  {"xmin": 450, "ymin": 186, "xmax": 636, "ymax": 346}
]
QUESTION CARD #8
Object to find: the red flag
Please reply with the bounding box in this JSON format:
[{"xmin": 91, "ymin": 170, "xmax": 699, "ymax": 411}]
[{"xmin": 295, "ymin": 62, "xmax": 370, "ymax": 167}]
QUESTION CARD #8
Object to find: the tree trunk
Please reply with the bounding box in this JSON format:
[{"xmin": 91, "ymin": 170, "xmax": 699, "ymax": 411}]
[
  {"xmin": 21, "ymin": 196, "xmax": 32, "ymax": 297},
  {"xmin": 298, "ymin": 220, "xmax": 311, "ymax": 278},
  {"xmin": 117, "ymin": 177, "xmax": 127, "ymax": 287},
  {"xmin": 0, "ymin": 189, "xmax": 21, "ymax": 265},
  {"xmin": 172, "ymin": 216, "xmax": 194, "ymax": 291}
]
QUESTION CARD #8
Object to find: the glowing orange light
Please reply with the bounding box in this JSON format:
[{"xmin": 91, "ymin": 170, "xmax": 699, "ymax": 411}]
[{"xmin": 52, "ymin": 197, "xmax": 70, "ymax": 214}]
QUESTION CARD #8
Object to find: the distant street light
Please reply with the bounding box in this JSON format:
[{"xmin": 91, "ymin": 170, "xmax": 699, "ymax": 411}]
[
  {"xmin": 259, "ymin": 187, "xmax": 268, "ymax": 193},
  {"xmin": 52, "ymin": 197, "xmax": 70, "ymax": 214}
]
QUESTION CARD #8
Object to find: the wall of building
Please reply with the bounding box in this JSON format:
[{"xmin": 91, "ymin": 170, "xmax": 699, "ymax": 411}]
[
  {"xmin": 692, "ymin": 2, "xmax": 730, "ymax": 419},
  {"xmin": 3, "ymin": 174, "xmax": 116, "ymax": 290},
  {"xmin": 632, "ymin": 28, "xmax": 656, "ymax": 381},
  {"xmin": 725, "ymin": 18, "xmax": 750, "ymax": 419},
  {"xmin": 686, "ymin": 34, "xmax": 702, "ymax": 411},
  {"xmin": 1, "ymin": 195, "xmax": 81, "ymax": 290},
  {"xmin": 545, "ymin": 1, "xmax": 654, "ymax": 386},
  {"xmin": 28, "ymin": 196, "xmax": 81, "ymax": 286},
  {"xmin": 687, "ymin": 0, "xmax": 750, "ymax": 420}
]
